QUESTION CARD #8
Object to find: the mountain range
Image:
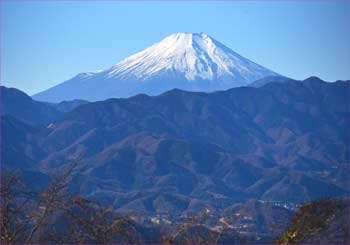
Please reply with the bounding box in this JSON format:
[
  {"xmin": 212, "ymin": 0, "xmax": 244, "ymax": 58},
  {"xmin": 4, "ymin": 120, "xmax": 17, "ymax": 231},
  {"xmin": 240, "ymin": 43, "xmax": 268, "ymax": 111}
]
[
  {"xmin": 32, "ymin": 32, "xmax": 279, "ymax": 102},
  {"xmin": 2, "ymin": 76, "xmax": 349, "ymax": 216}
]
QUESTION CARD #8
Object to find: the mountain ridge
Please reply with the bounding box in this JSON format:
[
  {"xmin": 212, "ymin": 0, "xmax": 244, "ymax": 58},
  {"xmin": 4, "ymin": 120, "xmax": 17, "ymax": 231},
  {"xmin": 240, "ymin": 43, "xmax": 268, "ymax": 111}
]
[
  {"xmin": 0, "ymin": 86, "xmax": 63, "ymax": 125},
  {"xmin": 3, "ymin": 77, "xmax": 349, "ymax": 215}
]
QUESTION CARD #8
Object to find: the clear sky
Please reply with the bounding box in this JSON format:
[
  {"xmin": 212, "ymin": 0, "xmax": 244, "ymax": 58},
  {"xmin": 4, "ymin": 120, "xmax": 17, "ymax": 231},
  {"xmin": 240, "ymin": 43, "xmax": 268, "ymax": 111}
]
[{"xmin": 1, "ymin": 0, "xmax": 349, "ymax": 95}]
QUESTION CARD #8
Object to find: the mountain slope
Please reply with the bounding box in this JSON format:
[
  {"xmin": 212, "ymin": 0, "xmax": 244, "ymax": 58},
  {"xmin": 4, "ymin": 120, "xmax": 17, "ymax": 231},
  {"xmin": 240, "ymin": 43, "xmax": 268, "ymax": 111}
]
[
  {"xmin": 33, "ymin": 32, "xmax": 279, "ymax": 102},
  {"xmin": 1, "ymin": 115, "xmax": 47, "ymax": 169},
  {"xmin": 249, "ymin": 76, "xmax": 294, "ymax": 87},
  {"xmin": 1, "ymin": 86, "xmax": 63, "ymax": 125},
  {"xmin": 47, "ymin": 99, "xmax": 90, "ymax": 113},
  {"xmin": 4, "ymin": 77, "xmax": 346, "ymax": 214}
]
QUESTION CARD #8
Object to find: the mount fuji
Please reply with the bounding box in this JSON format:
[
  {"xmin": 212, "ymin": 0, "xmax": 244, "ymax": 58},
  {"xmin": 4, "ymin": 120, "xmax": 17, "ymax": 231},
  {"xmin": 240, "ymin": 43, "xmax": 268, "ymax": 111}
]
[{"xmin": 33, "ymin": 32, "xmax": 280, "ymax": 102}]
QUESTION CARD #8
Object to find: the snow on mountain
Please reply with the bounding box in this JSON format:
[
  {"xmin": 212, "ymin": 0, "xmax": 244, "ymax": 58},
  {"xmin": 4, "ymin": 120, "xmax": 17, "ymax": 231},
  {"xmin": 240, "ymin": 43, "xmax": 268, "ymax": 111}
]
[{"xmin": 33, "ymin": 32, "xmax": 280, "ymax": 102}]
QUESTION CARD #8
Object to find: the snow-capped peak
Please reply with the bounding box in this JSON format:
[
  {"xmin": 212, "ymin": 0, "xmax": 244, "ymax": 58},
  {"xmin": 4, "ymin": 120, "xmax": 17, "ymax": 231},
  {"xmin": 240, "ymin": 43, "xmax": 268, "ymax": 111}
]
[
  {"xmin": 104, "ymin": 32, "xmax": 278, "ymax": 82},
  {"xmin": 33, "ymin": 32, "xmax": 280, "ymax": 102}
]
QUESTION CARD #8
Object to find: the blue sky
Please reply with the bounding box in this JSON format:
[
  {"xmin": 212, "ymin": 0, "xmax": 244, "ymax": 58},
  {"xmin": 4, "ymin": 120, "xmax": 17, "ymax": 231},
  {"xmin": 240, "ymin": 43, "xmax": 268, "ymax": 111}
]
[{"xmin": 1, "ymin": 1, "xmax": 349, "ymax": 95}]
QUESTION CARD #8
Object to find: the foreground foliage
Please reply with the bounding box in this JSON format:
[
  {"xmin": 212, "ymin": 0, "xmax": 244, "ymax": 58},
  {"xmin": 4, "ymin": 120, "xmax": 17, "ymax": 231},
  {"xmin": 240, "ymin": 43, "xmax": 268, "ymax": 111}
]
[
  {"xmin": 276, "ymin": 198, "xmax": 349, "ymax": 244},
  {"xmin": 0, "ymin": 167, "xmax": 140, "ymax": 244},
  {"xmin": 1, "ymin": 168, "xmax": 348, "ymax": 244}
]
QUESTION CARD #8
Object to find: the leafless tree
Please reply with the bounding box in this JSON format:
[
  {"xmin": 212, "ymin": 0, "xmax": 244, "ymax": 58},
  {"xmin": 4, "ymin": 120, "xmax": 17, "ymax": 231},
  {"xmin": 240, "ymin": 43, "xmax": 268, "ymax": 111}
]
[
  {"xmin": 61, "ymin": 198, "xmax": 143, "ymax": 244},
  {"xmin": 1, "ymin": 163, "xmax": 75, "ymax": 244},
  {"xmin": 1, "ymin": 163, "xmax": 144, "ymax": 244}
]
